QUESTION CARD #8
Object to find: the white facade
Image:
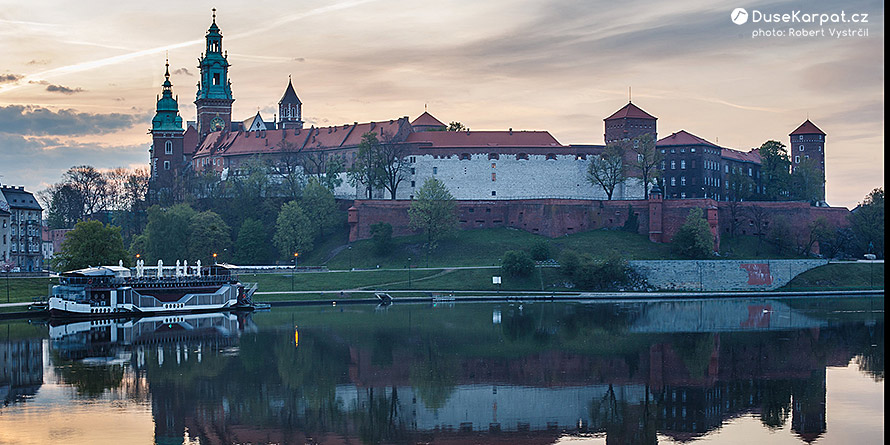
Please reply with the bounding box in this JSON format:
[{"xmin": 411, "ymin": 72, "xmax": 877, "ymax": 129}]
[{"xmin": 396, "ymin": 153, "xmax": 645, "ymax": 201}]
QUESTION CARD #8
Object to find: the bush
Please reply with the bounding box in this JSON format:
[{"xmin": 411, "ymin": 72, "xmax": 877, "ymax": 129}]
[
  {"xmin": 370, "ymin": 222, "xmax": 393, "ymax": 256},
  {"xmin": 672, "ymin": 208, "xmax": 714, "ymax": 259},
  {"xmin": 622, "ymin": 205, "xmax": 639, "ymax": 233},
  {"xmin": 571, "ymin": 250, "xmax": 634, "ymax": 290},
  {"xmin": 501, "ymin": 250, "xmax": 535, "ymax": 277},
  {"xmin": 528, "ymin": 240, "xmax": 550, "ymax": 261},
  {"xmin": 559, "ymin": 250, "xmax": 580, "ymax": 276}
]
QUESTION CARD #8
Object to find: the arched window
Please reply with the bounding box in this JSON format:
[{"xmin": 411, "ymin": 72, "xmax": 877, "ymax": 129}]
[
  {"xmin": 488, "ymin": 153, "xmax": 499, "ymax": 160},
  {"xmin": 460, "ymin": 153, "xmax": 472, "ymax": 160},
  {"xmin": 515, "ymin": 153, "xmax": 528, "ymax": 160},
  {"xmin": 165, "ymin": 141, "xmax": 173, "ymax": 154},
  {"xmin": 546, "ymin": 153, "xmax": 557, "ymax": 160}
]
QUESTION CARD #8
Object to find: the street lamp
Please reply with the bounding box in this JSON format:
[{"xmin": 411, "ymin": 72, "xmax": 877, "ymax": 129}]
[
  {"xmin": 213, "ymin": 252, "xmax": 218, "ymax": 264},
  {"xmin": 4, "ymin": 264, "xmax": 9, "ymax": 304},
  {"xmin": 292, "ymin": 252, "xmax": 299, "ymax": 291},
  {"xmin": 407, "ymin": 257, "xmax": 411, "ymax": 289},
  {"xmin": 348, "ymin": 244, "xmax": 353, "ymax": 270}
]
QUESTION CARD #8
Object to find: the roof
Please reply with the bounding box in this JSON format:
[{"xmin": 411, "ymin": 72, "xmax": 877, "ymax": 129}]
[
  {"xmin": 194, "ymin": 118, "xmax": 409, "ymax": 157},
  {"xmin": 0, "ymin": 186, "xmax": 42, "ymax": 211},
  {"xmin": 721, "ymin": 147, "xmax": 761, "ymax": 164},
  {"xmin": 406, "ymin": 130, "xmax": 561, "ymax": 148},
  {"xmin": 411, "ymin": 111, "xmax": 446, "ymax": 128},
  {"xmin": 790, "ymin": 119, "xmax": 825, "ymax": 135},
  {"xmin": 656, "ymin": 130, "xmax": 719, "ymax": 147},
  {"xmin": 604, "ymin": 102, "xmax": 657, "ymax": 121},
  {"xmin": 279, "ymin": 78, "xmax": 302, "ymax": 105}
]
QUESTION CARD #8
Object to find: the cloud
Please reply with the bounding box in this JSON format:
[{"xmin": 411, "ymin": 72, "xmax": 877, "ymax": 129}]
[
  {"xmin": 0, "ymin": 73, "xmax": 24, "ymax": 84},
  {"xmin": 0, "ymin": 105, "xmax": 143, "ymax": 136},
  {"xmin": 173, "ymin": 67, "xmax": 193, "ymax": 76},
  {"xmin": 45, "ymin": 84, "xmax": 85, "ymax": 94},
  {"xmin": 26, "ymin": 59, "xmax": 50, "ymax": 65}
]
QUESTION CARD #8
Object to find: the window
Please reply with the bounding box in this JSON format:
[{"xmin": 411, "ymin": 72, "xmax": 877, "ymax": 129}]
[
  {"xmin": 410, "ymin": 168, "xmax": 415, "ymax": 175},
  {"xmin": 491, "ymin": 163, "xmax": 496, "ymax": 169},
  {"xmin": 799, "ymin": 145, "xmax": 805, "ymax": 151},
  {"xmin": 213, "ymin": 73, "xmax": 220, "ymax": 85},
  {"xmin": 165, "ymin": 140, "xmax": 173, "ymax": 154},
  {"xmin": 488, "ymin": 153, "xmax": 499, "ymax": 160},
  {"xmin": 680, "ymin": 160, "xmax": 686, "ymax": 169},
  {"xmin": 795, "ymin": 155, "xmax": 800, "ymax": 163},
  {"xmin": 491, "ymin": 173, "xmax": 496, "ymax": 182},
  {"xmin": 671, "ymin": 160, "xmax": 676, "ymax": 169},
  {"xmin": 516, "ymin": 153, "xmax": 528, "ymax": 160},
  {"xmin": 410, "ymin": 156, "xmax": 416, "ymax": 163},
  {"xmin": 164, "ymin": 161, "xmax": 170, "ymax": 170},
  {"xmin": 661, "ymin": 161, "xmax": 666, "ymax": 170},
  {"xmin": 799, "ymin": 135, "xmax": 804, "ymax": 141},
  {"xmin": 411, "ymin": 181, "xmax": 415, "ymax": 187},
  {"xmin": 691, "ymin": 148, "xmax": 696, "ymax": 153},
  {"xmin": 576, "ymin": 154, "xmax": 586, "ymax": 160},
  {"xmin": 748, "ymin": 168, "xmax": 752, "ymax": 176},
  {"xmin": 460, "ymin": 153, "xmax": 471, "ymax": 160},
  {"xmin": 670, "ymin": 177, "xmax": 676, "ymax": 186},
  {"xmin": 680, "ymin": 176, "xmax": 686, "ymax": 186},
  {"xmin": 681, "ymin": 192, "xmax": 686, "ymax": 198},
  {"xmin": 725, "ymin": 165, "xmax": 729, "ymax": 173},
  {"xmin": 491, "ymin": 191, "xmax": 497, "ymax": 196},
  {"xmin": 545, "ymin": 153, "xmax": 557, "ymax": 160},
  {"xmin": 433, "ymin": 167, "xmax": 438, "ymax": 175}
]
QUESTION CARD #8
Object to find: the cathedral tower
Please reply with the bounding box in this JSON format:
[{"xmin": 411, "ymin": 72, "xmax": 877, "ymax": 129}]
[
  {"xmin": 604, "ymin": 101, "xmax": 657, "ymax": 144},
  {"xmin": 195, "ymin": 8, "xmax": 234, "ymax": 141},
  {"xmin": 278, "ymin": 76, "xmax": 304, "ymax": 130},
  {"xmin": 150, "ymin": 60, "xmax": 184, "ymax": 190}
]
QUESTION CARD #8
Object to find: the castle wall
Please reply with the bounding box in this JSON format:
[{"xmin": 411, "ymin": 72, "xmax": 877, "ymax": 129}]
[{"xmin": 629, "ymin": 259, "xmax": 829, "ymax": 291}]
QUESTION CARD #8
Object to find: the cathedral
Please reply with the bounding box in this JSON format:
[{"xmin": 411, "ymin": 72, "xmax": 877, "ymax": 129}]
[{"xmin": 149, "ymin": 11, "xmax": 826, "ymax": 205}]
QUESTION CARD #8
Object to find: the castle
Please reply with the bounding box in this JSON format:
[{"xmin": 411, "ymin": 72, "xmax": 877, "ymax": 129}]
[{"xmin": 149, "ymin": 12, "xmax": 833, "ymax": 245}]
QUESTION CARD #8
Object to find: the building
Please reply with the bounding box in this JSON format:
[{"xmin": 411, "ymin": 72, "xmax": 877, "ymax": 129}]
[
  {"xmin": 0, "ymin": 185, "xmax": 44, "ymax": 271},
  {"xmin": 789, "ymin": 120, "xmax": 827, "ymax": 202},
  {"xmin": 149, "ymin": 11, "xmax": 825, "ymax": 209}
]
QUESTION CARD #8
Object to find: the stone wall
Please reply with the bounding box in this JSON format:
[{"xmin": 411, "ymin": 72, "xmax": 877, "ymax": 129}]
[{"xmin": 629, "ymin": 259, "xmax": 829, "ymax": 291}]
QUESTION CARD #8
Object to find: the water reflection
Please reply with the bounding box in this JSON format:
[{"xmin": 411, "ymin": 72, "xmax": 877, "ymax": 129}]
[{"xmin": 0, "ymin": 297, "xmax": 883, "ymax": 444}]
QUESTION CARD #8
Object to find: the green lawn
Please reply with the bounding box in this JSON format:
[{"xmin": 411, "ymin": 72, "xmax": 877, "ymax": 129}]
[
  {"xmin": 0, "ymin": 277, "xmax": 54, "ymax": 304},
  {"xmin": 246, "ymin": 268, "xmax": 441, "ymax": 292},
  {"xmin": 719, "ymin": 235, "xmax": 807, "ymax": 259},
  {"xmin": 780, "ymin": 262, "xmax": 884, "ymax": 291}
]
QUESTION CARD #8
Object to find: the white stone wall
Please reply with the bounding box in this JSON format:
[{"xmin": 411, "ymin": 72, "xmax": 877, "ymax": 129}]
[{"xmin": 396, "ymin": 153, "xmax": 645, "ymax": 200}]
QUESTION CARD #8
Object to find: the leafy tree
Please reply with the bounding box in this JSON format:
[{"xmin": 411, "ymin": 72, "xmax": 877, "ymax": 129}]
[
  {"xmin": 51, "ymin": 220, "xmax": 129, "ymax": 271},
  {"xmin": 758, "ymin": 140, "xmax": 791, "ymax": 200},
  {"xmin": 273, "ymin": 201, "xmax": 315, "ymax": 258},
  {"xmin": 727, "ymin": 168, "xmax": 756, "ymax": 201},
  {"xmin": 408, "ymin": 178, "xmax": 457, "ymax": 265},
  {"xmin": 797, "ymin": 217, "xmax": 833, "ymax": 256},
  {"xmin": 370, "ymin": 222, "xmax": 393, "ymax": 256},
  {"xmin": 299, "ymin": 150, "xmax": 345, "ymax": 192},
  {"xmin": 272, "ymin": 143, "xmax": 307, "ymax": 200},
  {"xmin": 528, "ymin": 240, "xmax": 550, "ymax": 261},
  {"xmin": 558, "ymin": 249, "xmax": 580, "ymax": 276},
  {"xmin": 501, "ymin": 250, "xmax": 535, "ymax": 277},
  {"xmin": 302, "ymin": 178, "xmax": 338, "ymax": 237},
  {"xmin": 790, "ymin": 158, "xmax": 825, "ymax": 203},
  {"xmin": 672, "ymin": 208, "xmax": 713, "ymax": 259},
  {"xmin": 376, "ymin": 135, "xmax": 411, "ymax": 199},
  {"xmin": 187, "ymin": 211, "xmax": 232, "ymax": 264},
  {"xmin": 767, "ymin": 216, "xmax": 793, "ymax": 255},
  {"xmin": 446, "ymin": 122, "xmax": 468, "ymax": 132},
  {"xmin": 234, "ymin": 218, "xmax": 272, "ymax": 265},
  {"xmin": 850, "ymin": 187, "xmax": 884, "ymax": 258},
  {"xmin": 43, "ymin": 183, "xmax": 84, "ymax": 229},
  {"xmin": 629, "ymin": 133, "xmax": 661, "ymax": 199},
  {"xmin": 141, "ymin": 204, "xmax": 196, "ymax": 263},
  {"xmin": 349, "ymin": 132, "xmax": 384, "ymax": 199},
  {"xmin": 587, "ymin": 143, "xmax": 626, "ymax": 200}
]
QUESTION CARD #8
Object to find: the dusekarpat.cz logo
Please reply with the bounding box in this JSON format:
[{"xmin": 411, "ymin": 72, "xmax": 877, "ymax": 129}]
[{"xmin": 731, "ymin": 8, "xmax": 749, "ymax": 25}]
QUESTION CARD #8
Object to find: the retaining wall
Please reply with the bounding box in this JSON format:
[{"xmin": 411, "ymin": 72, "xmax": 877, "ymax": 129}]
[{"xmin": 629, "ymin": 259, "xmax": 829, "ymax": 291}]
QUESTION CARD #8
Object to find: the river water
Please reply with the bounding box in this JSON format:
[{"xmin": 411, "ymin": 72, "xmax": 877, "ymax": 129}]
[{"xmin": 0, "ymin": 296, "xmax": 883, "ymax": 444}]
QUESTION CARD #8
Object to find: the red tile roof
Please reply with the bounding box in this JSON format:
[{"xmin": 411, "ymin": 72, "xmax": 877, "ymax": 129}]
[
  {"xmin": 411, "ymin": 111, "xmax": 446, "ymax": 128},
  {"xmin": 656, "ymin": 130, "xmax": 718, "ymax": 147},
  {"xmin": 604, "ymin": 102, "xmax": 657, "ymax": 121},
  {"xmin": 406, "ymin": 130, "xmax": 561, "ymax": 147},
  {"xmin": 721, "ymin": 147, "xmax": 761, "ymax": 164},
  {"xmin": 789, "ymin": 119, "xmax": 825, "ymax": 135},
  {"xmin": 193, "ymin": 119, "xmax": 409, "ymax": 157}
]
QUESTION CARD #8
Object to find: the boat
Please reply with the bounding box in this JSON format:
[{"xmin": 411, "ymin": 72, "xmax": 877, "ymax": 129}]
[{"xmin": 48, "ymin": 261, "xmax": 260, "ymax": 318}]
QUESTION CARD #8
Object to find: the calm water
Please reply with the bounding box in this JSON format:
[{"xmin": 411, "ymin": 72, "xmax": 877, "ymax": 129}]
[{"xmin": 0, "ymin": 297, "xmax": 883, "ymax": 445}]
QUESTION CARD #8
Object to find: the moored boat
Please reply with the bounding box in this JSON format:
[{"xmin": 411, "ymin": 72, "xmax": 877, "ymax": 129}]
[{"xmin": 48, "ymin": 262, "xmax": 258, "ymax": 318}]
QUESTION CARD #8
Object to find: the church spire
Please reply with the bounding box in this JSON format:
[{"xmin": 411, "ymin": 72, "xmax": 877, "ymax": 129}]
[
  {"xmin": 278, "ymin": 76, "xmax": 303, "ymax": 130},
  {"xmin": 152, "ymin": 59, "xmax": 182, "ymax": 132}
]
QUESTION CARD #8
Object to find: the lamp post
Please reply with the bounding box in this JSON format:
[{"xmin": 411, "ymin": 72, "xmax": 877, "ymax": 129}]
[
  {"xmin": 407, "ymin": 257, "xmax": 412, "ymax": 289},
  {"xmin": 4, "ymin": 264, "xmax": 9, "ymax": 303},
  {"xmin": 348, "ymin": 245, "xmax": 352, "ymax": 270},
  {"xmin": 213, "ymin": 252, "xmax": 218, "ymax": 265},
  {"xmin": 292, "ymin": 252, "xmax": 298, "ymax": 291}
]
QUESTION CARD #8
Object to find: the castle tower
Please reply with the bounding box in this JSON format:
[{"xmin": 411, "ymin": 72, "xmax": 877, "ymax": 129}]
[
  {"xmin": 150, "ymin": 60, "xmax": 185, "ymax": 190},
  {"xmin": 604, "ymin": 101, "xmax": 657, "ymax": 144},
  {"xmin": 195, "ymin": 8, "xmax": 234, "ymax": 141},
  {"xmin": 278, "ymin": 76, "xmax": 303, "ymax": 130},
  {"xmin": 789, "ymin": 119, "xmax": 826, "ymax": 202}
]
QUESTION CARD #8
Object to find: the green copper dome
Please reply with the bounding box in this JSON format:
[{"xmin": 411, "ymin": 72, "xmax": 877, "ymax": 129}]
[{"xmin": 151, "ymin": 61, "xmax": 183, "ymax": 132}]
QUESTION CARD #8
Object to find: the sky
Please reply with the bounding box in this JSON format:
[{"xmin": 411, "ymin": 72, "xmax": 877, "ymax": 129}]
[{"xmin": 0, "ymin": 0, "xmax": 883, "ymax": 208}]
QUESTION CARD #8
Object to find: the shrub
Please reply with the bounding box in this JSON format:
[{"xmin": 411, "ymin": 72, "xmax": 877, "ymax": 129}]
[
  {"xmin": 370, "ymin": 222, "xmax": 393, "ymax": 256},
  {"xmin": 672, "ymin": 208, "xmax": 714, "ymax": 259},
  {"xmin": 558, "ymin": 249, "xmax": 580, "ymax": 276},
  {"xmin": 528, "ymin": 240, "xmax": 551, "ymax": 261},
  {"xmin": 571, "ymin": 251, "xmax": 633, "ymax": 290},
  {"xmin": 622, "ymin": 205, "xmax": 639, "ymax": 233},
  {"xmin": 501, "ymin": 250, "xmax": 536, "ymax": 277}
]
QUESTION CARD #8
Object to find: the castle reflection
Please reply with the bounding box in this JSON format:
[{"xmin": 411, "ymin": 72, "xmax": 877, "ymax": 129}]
[{"xmin": 5, "ymin": 297, "xmax": 882, "ymax": 444}]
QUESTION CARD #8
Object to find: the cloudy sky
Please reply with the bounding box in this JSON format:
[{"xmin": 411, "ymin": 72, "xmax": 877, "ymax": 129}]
[{"xmin": 0, "ymin": 0, "xmax": 883, "ymax": 208}]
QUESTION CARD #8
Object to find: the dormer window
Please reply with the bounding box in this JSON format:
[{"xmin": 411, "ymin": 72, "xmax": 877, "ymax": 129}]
[{"xmin": 516, "ymin": 153, "xmax": 528, "ymax": 160}]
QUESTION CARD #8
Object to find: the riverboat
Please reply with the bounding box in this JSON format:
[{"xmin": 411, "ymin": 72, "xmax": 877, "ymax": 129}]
[{"xmin": 48, "ymin": 261, "xmax": 259, "ymax": 318}]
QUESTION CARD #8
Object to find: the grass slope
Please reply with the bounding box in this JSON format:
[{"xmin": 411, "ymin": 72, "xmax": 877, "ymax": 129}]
[{"xmin": 780, "ymin": 262, "xmax": 884, "ymax": 291}]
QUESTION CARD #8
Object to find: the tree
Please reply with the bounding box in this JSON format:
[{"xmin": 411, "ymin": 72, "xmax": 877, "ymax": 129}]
[
  {"xmin": 140, "ymin": 204, "xmax": 196, "ymax": 262},
  {"xmin": 850, "ymin": 187, "xmax": 884, "ymax": 258},
  {"xmin": 501, "ymin": 250, "xmax": 535, "ymax": 277},
  {"xmin": 629, "ymin": 134, "xmax": 661, "ymax": 199},
  {"xmin": 672, "ymin": 208, "xmax": 713, "ymax": 259},
  {"xmin": 622, "ymin": 204, "xmax": 639, "ymax": 233},
  {"xmin": 446, "ymin": 122, "xmax": 468, "ymax": 132},
  {"xmin": 187, "ymin": 211, "xmax": 232, "ymax": 264},
  {"xmin": 273, "ymin": 201, "xmax": 315, "ymax": 258},
  {"xmin": 273, "ymin": 142, "xmax": 307, "ymax": 200},
  {"xmin": 64, "ymin": 165, "xmax": 108, "ymax": 217},
  {"xmin": 588, "ymin": 143, "xmax": 626, "ymax": 200},
  {"xmin": 408, "ymin": 178, "xmax": 457, "ymax": 265},
  {"xmin": 797, "ymin": 217, "xmax": 833, "ymax": 256},
  {"xmin": 302, "ymin": 178, "xmax": 338, "ymax": 237},
  {"xmin": 349, "ymin": 132, "xmax": 384, "ymax": 199},
  {"xmin": 51, "ymin": 220, "xmax": 129, "ymax": 271},
  {"xmin": 300, "ymin": 150, "xmax": 345, "ymax": 192},
  {"xmin": 234, "ymin": 218, "xmax": 272, "ymax": 265},
  {"xmin": 747, "ymin": 205, "xmax": 770, "ymax": 253},
  {"xmin": 759, "ymin": 140, "xmax": 791, "ymax": 200},
  {"xmin": 370, "ymin": 222, "xmax": 393, "ymax": 256},
  {"xmin": 528, "ymin": 240, "xmax": 550, "ymax": 261},
  {"xmin": 790, "ymin": 158, "xmax": 825, "ymax": 203},
  {"xmin": 376, "ymin": 136, "xmax": 411, "ymax": 199},
  {"xmin": 43, "ymin": 183, "xmax": 84, "ymax": 229}
]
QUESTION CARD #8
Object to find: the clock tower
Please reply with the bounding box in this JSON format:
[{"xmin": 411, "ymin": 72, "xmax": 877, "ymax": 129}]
[
  {"xmin": 149, "ymin": 59, "xmax": 184, "ymax": 194},
  {"xmin": 195, "ymin": 9, "xmax": 234, "ymax": 142}
]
